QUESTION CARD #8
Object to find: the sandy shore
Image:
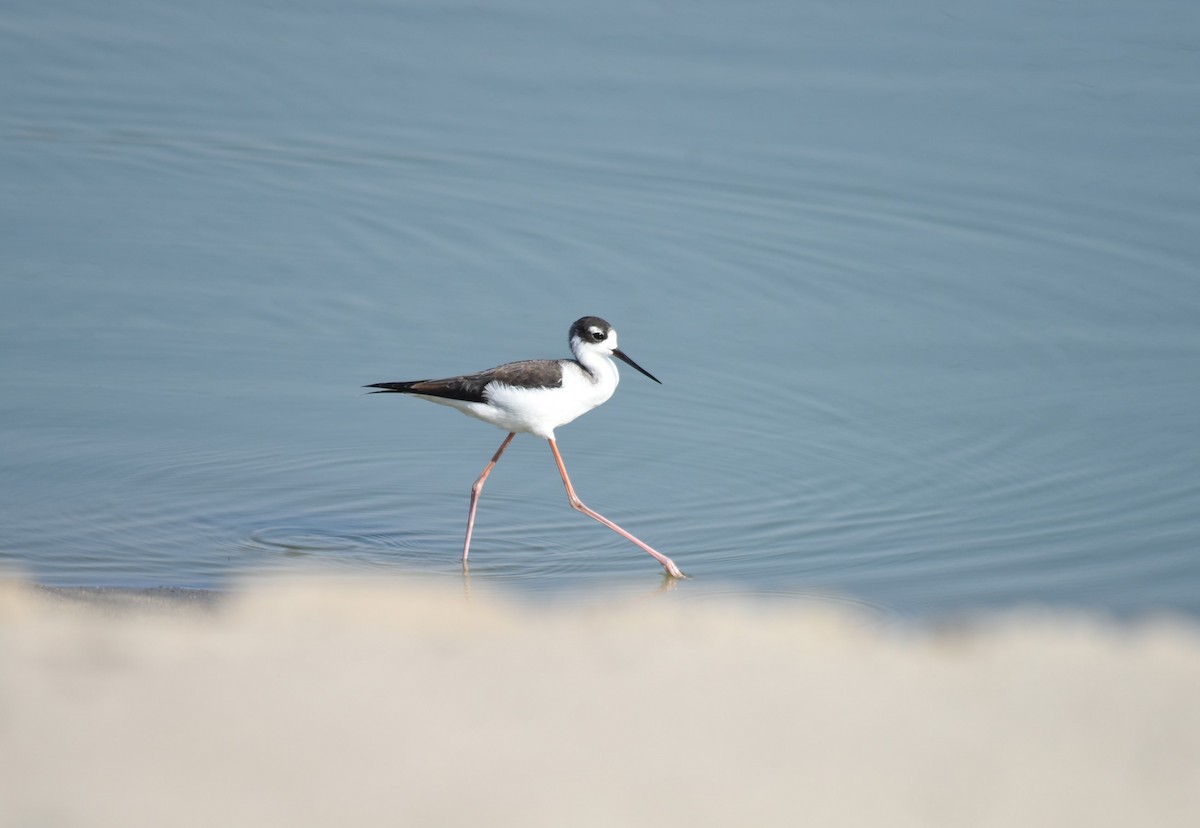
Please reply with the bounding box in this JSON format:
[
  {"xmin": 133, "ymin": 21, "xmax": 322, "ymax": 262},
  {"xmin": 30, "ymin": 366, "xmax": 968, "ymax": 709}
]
[{"xmin": 1, "ymin": 578, "xmax": 1198, "ymax": 828}]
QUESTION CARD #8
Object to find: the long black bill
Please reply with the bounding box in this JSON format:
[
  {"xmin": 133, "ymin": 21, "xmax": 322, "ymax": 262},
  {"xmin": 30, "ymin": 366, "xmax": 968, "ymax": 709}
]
[{"xmin": 612, "ymin": 348, "xmax": 662, "ymax": 384}]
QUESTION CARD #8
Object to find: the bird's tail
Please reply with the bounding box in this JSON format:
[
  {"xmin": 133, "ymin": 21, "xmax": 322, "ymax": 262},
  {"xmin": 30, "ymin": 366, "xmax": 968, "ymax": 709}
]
[{"xmin": 363, "ymin": 382, "xmax": 419, "ymax": 394}]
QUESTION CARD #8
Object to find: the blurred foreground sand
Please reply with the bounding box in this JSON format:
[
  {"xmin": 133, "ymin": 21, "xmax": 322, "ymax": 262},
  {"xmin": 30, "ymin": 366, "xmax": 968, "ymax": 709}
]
[{"xmin": 1, "ymin": 578, "xmax": 1198, "ymax": 828}]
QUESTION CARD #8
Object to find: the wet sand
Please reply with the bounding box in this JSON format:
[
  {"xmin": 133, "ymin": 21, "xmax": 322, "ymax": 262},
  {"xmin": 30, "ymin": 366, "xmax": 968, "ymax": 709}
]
[{"xmin": 1, "ymin": 578, "xmax": 1198, "ymax": 827}]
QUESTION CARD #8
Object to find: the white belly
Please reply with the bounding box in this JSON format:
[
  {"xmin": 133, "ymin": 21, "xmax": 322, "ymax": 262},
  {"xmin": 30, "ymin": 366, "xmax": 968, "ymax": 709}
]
[{"xmin": 421, "ymin": 359, "xmax": 619, "ymax": 440}]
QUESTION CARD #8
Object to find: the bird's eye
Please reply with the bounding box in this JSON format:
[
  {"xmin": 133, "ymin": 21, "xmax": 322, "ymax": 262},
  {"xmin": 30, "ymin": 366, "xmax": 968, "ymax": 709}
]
[{"xmin": 590, "ymin": 330, "xmax": 606, "ymax": 341}]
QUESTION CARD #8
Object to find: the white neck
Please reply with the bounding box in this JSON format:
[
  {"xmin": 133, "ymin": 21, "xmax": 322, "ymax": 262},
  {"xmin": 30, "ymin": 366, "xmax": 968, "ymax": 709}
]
[{"xmin": 571, "ymin": 335, "xmax": 621, "ymax": 393}]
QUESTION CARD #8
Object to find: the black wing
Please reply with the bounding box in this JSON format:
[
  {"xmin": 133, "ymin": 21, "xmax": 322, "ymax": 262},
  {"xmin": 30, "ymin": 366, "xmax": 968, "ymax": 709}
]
[{"xmin": 365, "ymin": 359, "xmax": 564, "ymax": 403}]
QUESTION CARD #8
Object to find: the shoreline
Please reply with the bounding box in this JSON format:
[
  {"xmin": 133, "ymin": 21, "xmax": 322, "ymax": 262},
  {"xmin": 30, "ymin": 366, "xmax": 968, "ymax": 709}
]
[{"xmin": 2, "ymin": 577, "xmax": 1198, "ymax": 827}]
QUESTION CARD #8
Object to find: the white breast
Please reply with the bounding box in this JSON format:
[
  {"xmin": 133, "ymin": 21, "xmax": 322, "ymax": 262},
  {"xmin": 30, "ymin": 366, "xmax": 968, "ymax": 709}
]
[{"xmin": 476, "ymin": 359, "xmax": 619, "ymax": 439}]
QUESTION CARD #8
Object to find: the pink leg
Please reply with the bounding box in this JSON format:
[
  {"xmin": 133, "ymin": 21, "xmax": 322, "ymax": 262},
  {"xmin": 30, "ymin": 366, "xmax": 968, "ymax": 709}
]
[
  {"xmin": 462, "ymin": 432, "xmax": 516, "ymax": 568},
  {"xmin": 547, "ymin": 438, "xmax": 685, "ymax": 578}
]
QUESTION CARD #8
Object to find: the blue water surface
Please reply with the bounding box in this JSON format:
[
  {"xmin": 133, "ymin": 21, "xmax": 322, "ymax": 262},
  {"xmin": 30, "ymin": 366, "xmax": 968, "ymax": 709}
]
[{"xmin": 2, "ymin": 0, "xmax": 1199, "ymax": 617}]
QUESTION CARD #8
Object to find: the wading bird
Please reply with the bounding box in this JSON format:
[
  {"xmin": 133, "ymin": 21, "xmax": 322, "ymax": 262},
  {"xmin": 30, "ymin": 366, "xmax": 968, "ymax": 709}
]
[{"xmin": 366, "ymin": 316, "xmax": 684, "ymax": 578}]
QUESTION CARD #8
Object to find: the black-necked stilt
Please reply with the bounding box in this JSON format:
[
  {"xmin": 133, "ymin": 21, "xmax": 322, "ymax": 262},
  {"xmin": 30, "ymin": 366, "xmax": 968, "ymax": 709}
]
[{"xmin": 366, "ymin": 316, "xmax": 684, "ymax": 578}]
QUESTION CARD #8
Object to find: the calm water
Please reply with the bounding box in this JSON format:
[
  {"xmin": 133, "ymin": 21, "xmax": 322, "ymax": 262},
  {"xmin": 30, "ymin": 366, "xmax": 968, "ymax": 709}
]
[{"xmin": 3, "ymin": 0, "xmax": 1199, "ymax": 617}]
